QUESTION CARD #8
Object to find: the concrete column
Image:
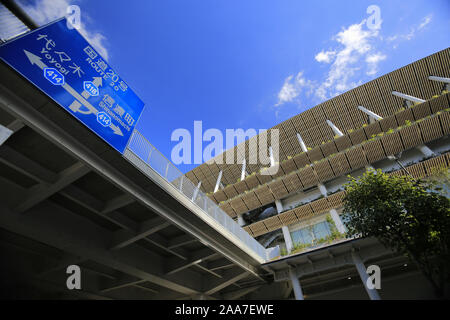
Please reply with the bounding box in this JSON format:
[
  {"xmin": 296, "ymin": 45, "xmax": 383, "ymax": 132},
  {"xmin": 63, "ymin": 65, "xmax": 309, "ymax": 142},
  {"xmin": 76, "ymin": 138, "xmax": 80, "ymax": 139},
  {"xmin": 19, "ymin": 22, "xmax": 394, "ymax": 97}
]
[
  {"xmin": 288, "ymin": 268, "xmax": 304, "ymax": 300},
  {"xmin": 296, "ymin": 133, "xmax": 308, "ymax": 153},
  {"xmin": 329, "ymin": 209, "xmax": 346, "ymax": 234},
  {"xmin": 276, "ymin": 200, "xmax": 294, "ymax": 253},
  {"xmin": 417, "ymin": 144, "xmax": 435, "ymax": 157},
  {"xmin": 237, "ymin": 214, "xmax": 245, "ymax": 227},
  {"xmin": 317, "ymin": 183, "xmax": 327, "ymax": 197},
  {"xmin": 352, "ymin": 252, "xmax": 381, "ymax": 300},
  {"xmin": 281, "ymin": 226, "xmax": 294, "ymax": 253}
]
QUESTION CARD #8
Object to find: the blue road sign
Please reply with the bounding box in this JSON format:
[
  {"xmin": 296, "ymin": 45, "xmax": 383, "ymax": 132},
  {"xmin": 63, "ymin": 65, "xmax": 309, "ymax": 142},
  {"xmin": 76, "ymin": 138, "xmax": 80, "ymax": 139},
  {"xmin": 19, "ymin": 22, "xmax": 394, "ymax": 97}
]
[{"xmin": 0, "ymin": 18, "xmax": 145, "ymax": 154}]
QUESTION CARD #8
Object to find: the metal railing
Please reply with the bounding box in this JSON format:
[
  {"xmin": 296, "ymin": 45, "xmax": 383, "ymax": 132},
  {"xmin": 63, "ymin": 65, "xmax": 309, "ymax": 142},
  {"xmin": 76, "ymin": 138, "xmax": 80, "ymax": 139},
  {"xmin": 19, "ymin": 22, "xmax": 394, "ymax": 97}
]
[{"xmin": 125, "ymin": 130, "xmax": 267, "ymax": 261}]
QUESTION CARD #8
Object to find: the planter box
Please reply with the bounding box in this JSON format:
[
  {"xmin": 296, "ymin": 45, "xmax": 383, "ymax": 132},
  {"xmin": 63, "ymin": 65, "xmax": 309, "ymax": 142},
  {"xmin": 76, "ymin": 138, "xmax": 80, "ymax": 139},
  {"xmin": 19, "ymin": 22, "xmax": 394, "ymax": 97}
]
[
  {"xmin": 214, "ymin": 189, "xmax": 228, "ymax": 202},
  {"xmin": 327, "ymin": 191, "xmax": 346, "ymax": 208},
  {"xmin": 219, "ymin": 202, "xmax": 236, "ymax": 218},
  {"xmin": 234, "ymin": 179, "xmax": 249, "ymax": 194},
  {"xmin": 229, "ymin": 197, "xmax": 248, "ymax": 215},
  {"xmin": 242, "ymin": 191, "xmax": 262, "ymax": 211},
  {"xmin": 279, "ymin": 208, "xmax": 299, "ymax": 226},
  {"xmin": 249, "ymin": 221, "xmax": 268, "ymax": 237},
  {"xmin": 263, "ymin": 216, "xmax": 283, "ymax": 232},
  {"xmin": 223, "ymin": 184, "xmax": 238, "ymax": 199},
  {"xmin": 245, "ymin": 174, "xmax": 259, "ymax": 189},
  {"xmin": 308, "ymin": 146, "xmax": 324, "ymax": 162}
]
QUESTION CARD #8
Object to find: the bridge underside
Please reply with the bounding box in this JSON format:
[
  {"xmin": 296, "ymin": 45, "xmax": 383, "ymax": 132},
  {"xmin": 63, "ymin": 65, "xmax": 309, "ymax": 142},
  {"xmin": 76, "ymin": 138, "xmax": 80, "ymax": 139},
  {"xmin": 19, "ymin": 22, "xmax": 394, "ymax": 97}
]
[{"xmin": 0, "ymin": 61, "xmax": 269, "ymax": 299}]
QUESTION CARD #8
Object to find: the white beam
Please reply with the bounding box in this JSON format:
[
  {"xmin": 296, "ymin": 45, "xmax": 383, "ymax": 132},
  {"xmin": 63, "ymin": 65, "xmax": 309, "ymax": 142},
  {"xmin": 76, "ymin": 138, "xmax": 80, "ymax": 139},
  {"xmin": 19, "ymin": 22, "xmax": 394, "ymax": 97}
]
[
  {"xmin": 241, "ymin": 159, "xmax": 246, "ymax": 181},
  {"xmin": 296, "ymin": 133, "xmax": 308, "ymax": 153},
  {"xmin": 392, "ymin": 91, "xmax": 425, "ymax": 104},
  {"xmin": 326, "ymin": 120, "xmax": 344, "ymax": 137},
  {"xmin": 214, "ymin": 170, "xmax": 223, "ymax": 193},
  {"xmin": 329, "ymin": 209, "xmax": 346, "ymax": 234},
  {"xmin": 269, "ymin": 146, "xmax": 275, "ymax": 167},
  {"xmin": 428, "ymin": 75, "xmax": 450, "ymax": 84},
  {"xmin": 357, "ymin": 105, "xmax": 383, "ymax": 121},
  {"xmin": 204, "ymin": 270, "xmax": 249, "ymax": 296}
]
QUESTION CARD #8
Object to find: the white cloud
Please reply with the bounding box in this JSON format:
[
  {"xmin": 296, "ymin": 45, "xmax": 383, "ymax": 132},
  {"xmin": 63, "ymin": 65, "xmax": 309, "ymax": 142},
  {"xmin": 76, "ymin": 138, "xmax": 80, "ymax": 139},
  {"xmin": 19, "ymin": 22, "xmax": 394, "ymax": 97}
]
[
  {"xmin": 18, "ymin": 0, "xmax": 109, "ymax": 60},
  {"xmin": 366, "ymin": 52, "xmax": 386, "ymax": 75},
  {"xmin": 315, "ymin": 50, "xmax": 336, "ymax": 63},
  {"xmin": 386, "ymin": 14, "xmax": 433, "ymax": 46},
  {"xmin": 316, "ymin": 20, "xmax": 381, "ymax": 99},
  {"xmin": 418, "ymin": 14, "xmax": 432, "ymax": 30},
  {"xmin": 276, "ymin": 71, "xmax": 314, "ymax": 106}
]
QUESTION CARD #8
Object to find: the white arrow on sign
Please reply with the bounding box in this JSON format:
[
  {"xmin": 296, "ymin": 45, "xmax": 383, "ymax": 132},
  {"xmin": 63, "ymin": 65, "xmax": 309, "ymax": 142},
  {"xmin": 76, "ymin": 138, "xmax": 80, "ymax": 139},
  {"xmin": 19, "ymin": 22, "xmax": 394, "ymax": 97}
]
[{"xmin": 24, "ymin": 50, "xmax": 123, "ymax": 136}]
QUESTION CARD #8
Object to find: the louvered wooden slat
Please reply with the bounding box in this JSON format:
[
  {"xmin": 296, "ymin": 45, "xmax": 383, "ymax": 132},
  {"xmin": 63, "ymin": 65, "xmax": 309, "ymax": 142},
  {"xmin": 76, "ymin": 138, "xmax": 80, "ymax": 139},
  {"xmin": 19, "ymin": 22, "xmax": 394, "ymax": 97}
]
[
  {"xmin": 267, "ymin": 180, "xmax": 289, "ymax": 200},
  {"xmin": 439, "ymin": 112, "xmax": 450, "ymax": 135},
  {"xmin": 297, "ymin": 165, "xmax": 318, "ymax": 188},
  {"xmin": 230, "ymin": 197, "xmax": 248, "ymax": 215},
  {"xmin": 241, "ymin": 191, "xmax": 262, "ymax": 211},
  {"xmin": 223, "ymin": 184, "xmax": 238, "ymax": 199},
  {"xmin": 263, "ymin": 215, "xmax": 283, "ymax": 232},
  {"xmin": 429, "ymin": 94, "xmax": 449, "ymax": 114},
  {"xmin": 320, "ymin": 140, "xmax": 338, "ymax": 157},
  {"xmin": 334, "ymin": 135, "xmax": 352, "ymax": 152},
  {"xmin": 219, "ymin": 202, "xmax": 236, "ymax": 218},
  {"xmin": 214, "ymin": 189, "xmax": 227, "ymax": 202},
  {"xmin": 381, "ymin": 131, "xmax": 404, "ymax": 156},
  {"xmin": 327, "ymin": 191, "xmax": 346, "ymax": 208},
  {"xmin": 308, "ymin": 146, "xmax": 324, "ymax": 162},
  {"xmin": 280, "ymin": 157, "xmax": 297, "ymax": 176},
  {"xmin": 407, "ymin": 162, "xmax": 427, "ymax": 179},
  {"xmin": 283, "ymin": 172, "xmax": 303, "ymax": 193},
  {"xmin": 423, "ymin": 154, "xmax": 448, "ymax": 176},
  {"xmin": 234, "ymin": 180, "xmax": 249, "ymax": 194},
  {"xmin": 310, "ymin": 197, "xmax": 330, "ymax": 214},
  {"xmin": 348, "ymin": 127, "xmax": 367, "ymax": 145},
  {"xmin": 254, "ymin": 185, "xmax": 275, "ymax": 205},
  {"xmin": 249, "ymin": 221, "xmax": 268, "ymax": 237},
  {"xmin": 379, "ymin": 115, "xmax": 398, "ymax": 132},
  {"xmin": 329, "ymin": 153, "xmax": 351, "ymax": 177},
  {"xmin": 345, "ymin": 146, "xmax": 368, "ymax": 169},
  {"xmin": 395, "ymin": 108, "xmax": 414, "ymax": 126},
  {"xmin": 418, "ymin": 116, "xmax": 443, "ymax": 143},
  {"xmin": 294, "ymin": 204, "xmax": 314, "ymax": 220},
  {"xmin": 363, "ymin": 122, "xmax": 382, "ymax": 139},
  {"xmin": 243, "ymin": 226, "xmax": 253, "ymax": 236},
  {"xmin": 363, "ymin": 139, "xmax": 386, "ymax": 163},
  {"xmin": 398, "ymin": 124, "xmax": 423, "ymax": 150},
  {"xmin": 413, "ymin": 57, "xmax": 436, "ymax": 99},
  {"xmin": 313, "ymin": 159, "xmax": 335, "ymax": 182},
  {"xmin": 279, "ymin": 209, "xmax": 299, "ymax": 226}
]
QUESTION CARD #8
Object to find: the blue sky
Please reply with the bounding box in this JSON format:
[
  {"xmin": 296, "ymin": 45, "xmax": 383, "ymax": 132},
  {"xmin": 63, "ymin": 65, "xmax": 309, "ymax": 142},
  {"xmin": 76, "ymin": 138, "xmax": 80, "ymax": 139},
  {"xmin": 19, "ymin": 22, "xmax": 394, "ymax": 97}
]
[{"xmin": 17, "ymin": 0, "xmax": 450, "ymax": 173}]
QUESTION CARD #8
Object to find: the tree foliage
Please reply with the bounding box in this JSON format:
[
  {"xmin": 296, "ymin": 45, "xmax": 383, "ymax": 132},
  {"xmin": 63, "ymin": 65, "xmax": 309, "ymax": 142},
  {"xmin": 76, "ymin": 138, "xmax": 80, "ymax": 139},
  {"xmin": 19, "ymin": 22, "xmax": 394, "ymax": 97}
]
[{"xmin": 343, "ymin": 168, "xmax": 450, "ymax": 298}]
